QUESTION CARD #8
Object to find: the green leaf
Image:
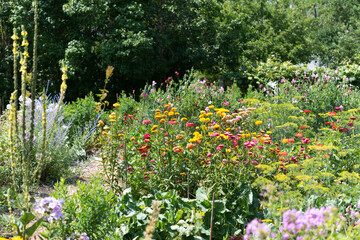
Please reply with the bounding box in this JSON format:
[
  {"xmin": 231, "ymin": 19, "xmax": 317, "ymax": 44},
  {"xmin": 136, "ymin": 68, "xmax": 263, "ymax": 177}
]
[
  {"xmin": 214, "ymin": 200, "xmax": 227, "ymax": 214},
  {"xmin": 20, "ymin": 212, "xmax": 36, "ymax": 225},
  {"xmin": 175, "ymin": 209, "xmax": 183, "ymax": 222},
  {"xmin": 136, "ymin": 212, "xmax": 147, "ymax": 221},
  {"xmin": 25, "ymin": 218, "xmax": 43, "ymax": 236},
  {"xmin": 196, "ymin": 187, "xmax": 208, "ymax": 201}
]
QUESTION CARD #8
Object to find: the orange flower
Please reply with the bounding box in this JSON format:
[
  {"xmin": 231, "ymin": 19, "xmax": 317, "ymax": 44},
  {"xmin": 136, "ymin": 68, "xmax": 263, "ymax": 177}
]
[
  {"xmin": 279, "ymin": 152, "xmax": 288, "ymax": 157},
  {"xmin": 187, "ymin": 143, "xmax": 195, "ymax": 149},
  {"xmin": 296, "ymin": 133, "xmax": 303, "ymax": 138},
  {"xmin": 173, "ymin": 146, "xmax": 184, "ymax": 153},
  {"xmin": 176, "ymin": 135, "xmax": 184, "ymax": 140}
]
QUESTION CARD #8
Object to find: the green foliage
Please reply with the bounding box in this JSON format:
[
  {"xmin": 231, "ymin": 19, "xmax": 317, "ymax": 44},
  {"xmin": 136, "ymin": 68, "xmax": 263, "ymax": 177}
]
[
  {"xmin": 63, "ymin": 92, "xmax": 98, "ymax": 138},
  {"xmin": 51, "ymin": 178, "xmax": 116, "ymax": 239}
]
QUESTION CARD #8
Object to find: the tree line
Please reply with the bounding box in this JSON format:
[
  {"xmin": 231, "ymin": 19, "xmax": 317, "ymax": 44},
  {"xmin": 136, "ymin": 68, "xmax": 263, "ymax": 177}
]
[{"xmin": 1, "ymin": 0, "xmax": 359, "ymax": 104}]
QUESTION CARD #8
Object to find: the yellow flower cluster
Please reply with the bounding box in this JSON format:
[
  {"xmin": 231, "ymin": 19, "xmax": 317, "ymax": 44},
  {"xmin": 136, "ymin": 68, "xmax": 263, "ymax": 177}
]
[{"xmin": 189, "ymin": 131, "xmax": 202, "ymax": 143}]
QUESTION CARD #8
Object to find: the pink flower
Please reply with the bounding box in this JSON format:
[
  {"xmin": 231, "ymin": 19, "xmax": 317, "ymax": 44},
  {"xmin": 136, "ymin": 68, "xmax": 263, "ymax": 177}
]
[
  {"xmin": 186, "ymin": 122, "xmax": 194, "ymax": 127},
  {"xmin": 143, "ymin": 133, "xmax": 151, "ymax": 139},
  {"xmin": 216, "ymin": 145, "xmax": 225, "ymax": 150},
  {"xmin": 175, "ymin": 71, "xmax": 179, "ymax": 75},
  {"xmin": 223, "ymin": 101, "xmax": 229, "ymax": 106},
  {"xmin": 143, "ymin": 119, "xmax": 152, "ymax": 125},
  {"xmin": 210, "ymin": 132, "xmax": 220, "ymax": 137}
]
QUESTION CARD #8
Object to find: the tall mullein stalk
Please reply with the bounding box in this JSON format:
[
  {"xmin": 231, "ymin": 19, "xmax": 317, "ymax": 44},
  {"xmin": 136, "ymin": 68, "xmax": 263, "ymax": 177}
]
[
  {"xmin": 29, "ymin": 0, "xmax": 39, "ymax": 185},
  {"xmin": 11, "ymin": 28, "xmax": 19, "ymax": 136},
  {"xmin": 8, "ymin": 92, "xmax": 17, "ymax": 192},
  {"xmin": 20, "ymin": 25, "xmax": 30, "ymax": 196}
]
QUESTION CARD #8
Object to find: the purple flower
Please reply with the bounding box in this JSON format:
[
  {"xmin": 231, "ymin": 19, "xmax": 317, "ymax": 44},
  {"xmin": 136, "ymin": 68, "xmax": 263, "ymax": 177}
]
[
  {"xmin": 34, "ymin": 197, "xmax": 64, "ymax": 222},
  {"xmin": 244, "ymin": 219, "xmax": 270, "ymax": 240}
]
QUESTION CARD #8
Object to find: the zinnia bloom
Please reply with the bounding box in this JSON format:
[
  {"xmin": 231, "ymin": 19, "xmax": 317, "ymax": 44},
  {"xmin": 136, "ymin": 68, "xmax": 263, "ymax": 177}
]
[
  {"xmin": 296, "ymin": 133, "xmax": 303, "ymax": 138},
  {"xmin": 143, "ymin": 119, "xmax": 152, "ymax": 124},
  {"xmin": 173, "ymin": 146, "xmax": 184, "ymax": 153},
  {"xmin": 186, "ymin": 122, "xmax": 194, "ymax": 127},
  {"xmin": 143, "ymin": 133, "xmax": 151, "ymax": 139}
]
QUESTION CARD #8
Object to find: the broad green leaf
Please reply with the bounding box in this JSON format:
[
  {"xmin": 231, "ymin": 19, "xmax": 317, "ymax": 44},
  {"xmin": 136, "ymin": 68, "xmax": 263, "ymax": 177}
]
[{"xmin": 20, "ymin": 212, "xmax": 36, "ymax": 225}]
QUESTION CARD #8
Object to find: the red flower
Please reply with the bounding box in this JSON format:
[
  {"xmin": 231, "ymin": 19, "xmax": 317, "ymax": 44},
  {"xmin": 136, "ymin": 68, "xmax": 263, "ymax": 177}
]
[
  {"xmin": 138, "ymin": 145, "xmax": 151, "ymax": 154},
  {"xmin": 143, "ymin": 133, "xmax": 151, "ymax": 139},
  {"xmin": 328, "ymin": 111, "xmax": 337, "ymax": 116},
  {"xmin": 303, "ymin": 110, "xmax": 311, "ymax": 113},
  {"xmin": 296, "ymin": 133, "xmax": 303, "ymax": 138}
]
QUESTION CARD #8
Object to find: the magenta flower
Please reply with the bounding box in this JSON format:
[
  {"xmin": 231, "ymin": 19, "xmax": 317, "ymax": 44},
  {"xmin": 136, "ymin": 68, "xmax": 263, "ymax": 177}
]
[
  {"xmin": 301, "ymin": 138, "xmax": 310, "ymax": 144},
  {"xmin": 334, "ymin": 105, "xmax": 344, "ymax": 111},
  {"xmin": 216, "ymin": 144, "xmax": 224, "ymax": 150}
]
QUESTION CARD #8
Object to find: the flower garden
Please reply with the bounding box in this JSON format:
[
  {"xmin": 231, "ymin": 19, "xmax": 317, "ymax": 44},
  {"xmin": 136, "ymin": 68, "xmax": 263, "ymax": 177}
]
[{"xmin": 2, "ymin": 59, "xmax": 360, "ymax": 239}]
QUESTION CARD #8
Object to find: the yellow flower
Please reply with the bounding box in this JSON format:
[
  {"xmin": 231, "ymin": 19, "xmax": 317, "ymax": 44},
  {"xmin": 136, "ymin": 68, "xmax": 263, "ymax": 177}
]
[
  {"xmin": 159, "ymin": 119, "xmax": 165, "ymax": 124},
  {"xmin": 109, "ymin": 112, "xmax": 116, "ymax": 119},
  {"xmin": 60, "ymin": 82, "xmax": 67, "ymax": 92},
  {"xmin": 21, "ymin": 30, "xmax": 28, "ymax": 36},
  {"xmin": 255, "ymin": 121, "xmax": 263, "ymax": 125},
  {"xmin": 61, "ymin": 74, "xmax": 68, "ymax": 81},
  {"xmin": 11, "ymin": 34, "xmax": 19, "ymax": 40},
  {"xmin": 208, "ymin": 105, "xmax": 214, "ymax": 109},
  {"xmin": 180, "ymin": 172, "xmax": 186, "ymax": 177},
  {"xmin": 12, "ymin": 236, "xmax": 23, "ymax": 240},
  {"xmin": 98, "ymin": 120, "xmax": 104, "ymax": 127},
  {"xmin": 261, "ymin": 219, "xmax": 272, "ymax": 223},
  {"xmin": 213, "ymin": 124, "xmax": 220, "ymax": 130},
  {"xmin": 113, "ymin": 102, "xmax": 120, "ymax": 107},
  {"xmin": 181, "ymin": 117, "xmax": 188, "ymax": 121},
  {"xmin": 23, "ymin": 51, "xmax": 30, "ymax": 58},
  {"xmin": 151, "ymin": 125, "xmax": 158, "ymax": 131},
  {"xmin": 21, "ymin": 40, "xmax": 29, "ymax": 47},
  {"xmin": 118, "ymin": 134, "xmax": 125, "ymax": 137}
]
